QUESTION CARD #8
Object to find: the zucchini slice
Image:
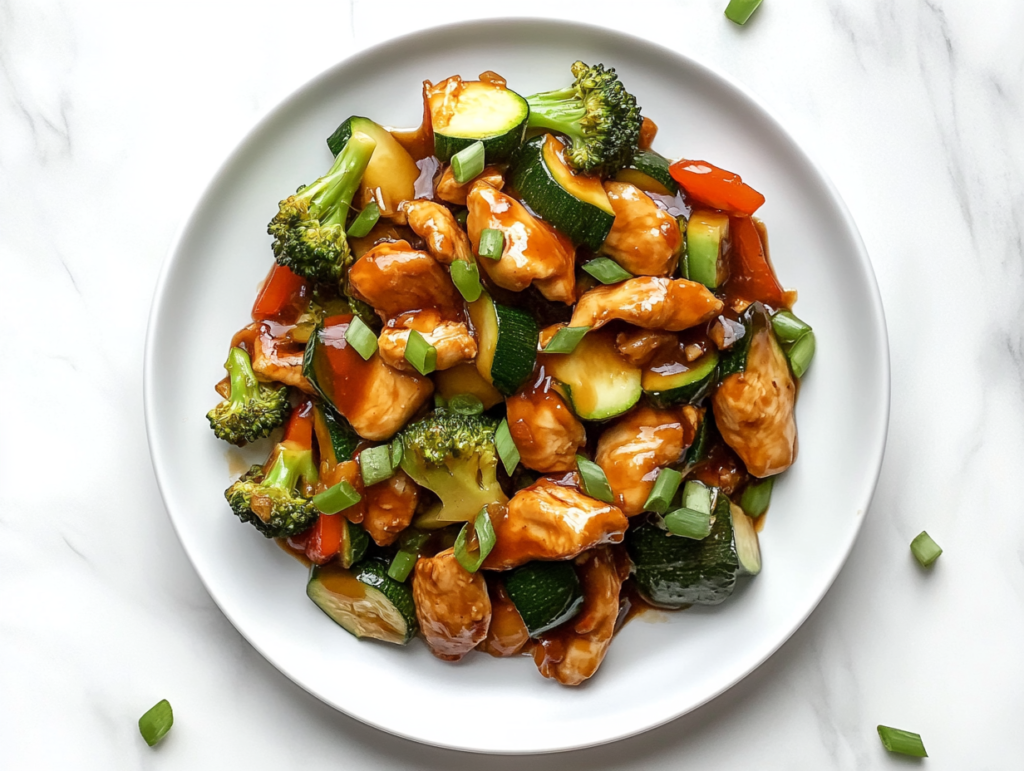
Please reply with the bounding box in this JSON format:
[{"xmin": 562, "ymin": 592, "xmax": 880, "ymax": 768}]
[
  {"xmin": 685, "ymin": 210, "xmax": 731, "ymax": 289},
  {"xmin": 642, "ymin": 348, "xmax": 719, "ymax": 407},
  {"xmin": 326, "ymin": 116, "xmax": 420, "ymax": 220},
  {"xmin": 681, "ymin": 408, "xmax": 716, "ymax": 470},
  {"xmin": 504, "ymin": 560, "xmax": 584, "ymax": 638},
  {"xmin": 338, "ymin": 521, "xmax": 371, "ymax": 570},
  {"xmin": 427, "ymin": 78, "xmax": 529, "ymax": 163},
  {"xmin": 543, "ymin": 328, "xmax": 642, "ymax": 420},
  {"xmin": 718, "ymin": 302, "xmax": 768, "ymax": 378},
  {"xmin": 433, "ymin": 362, "xmax": 504, "ymax": 409},
  {"xmin": 615, "ymin": 150, "xmax": 680, "ymax": 196},
  {"xmin": 312, "ymin": 404, "xmax": 360, "ymax": 467},
  {"xmin": 509, "ymin": 134, "xmax": 615, "ymax": 251},
  {"xmin": 731, "ymin": 502, "xmax": 762, "ymax": 576},
  {"xmin": 307, "ymin": 558, "xmax": 418, "ymax": 644},
  {"xmin": 467, "ymin": 292, "xmax": 539, "ymax": 396}
]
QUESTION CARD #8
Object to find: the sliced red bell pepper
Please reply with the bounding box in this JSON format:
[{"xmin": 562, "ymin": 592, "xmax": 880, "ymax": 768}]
[
  {"xmin": 305, "ymin": 510, "xmax": 344, "ymax": 564},
  {"xmin": 728, "ymin": 215, "xmax": 786, "ymax": 307},
  {"xmin": 252, "ymin": 263, "xmax": 311, "ymax": 323},
  {"xmin": 281, "ymin": 398, "xmax": 315, "ymax": 448},
  {"xmin": 669, "ymin": 159, "xmax": 765, "ymax": 216}
]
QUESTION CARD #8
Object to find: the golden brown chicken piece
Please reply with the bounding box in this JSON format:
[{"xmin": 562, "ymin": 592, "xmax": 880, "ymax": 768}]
[
  {"xmin": 614, "ymin": 328, "xmax": 678, "ymax": 368},
  {"xmin": 249, "ymin": 325, "xmax": 315, "ymax": 394},
  {"xmin": 479, "ymin": 581, "xmax": 530, "ymax": 658},
  {"xmin": 712, "ymin": 316, "xmax": 797, "ymax": 477},
  {"xmin": 377, "ymin": 310, "xmax": 477, "ymax": 372},
  {"xmin": 601, "ymin": 181, "xmax": 682, "ymax": 276},
  {"xmin": 402, "ymin": 199, "xmax": 474, "ymax": 265},
  {"xmin": 348, "ymin": 240, "xmax": 461, "ymax": 316},
  {"xmin": 412, "ymin": 548, "xmax": 492, "ymax": 662},
  {"xmin": 483, "ymin": 478, "xmax": 628, "ymax": 570},
  {"xmin": 361, "ymin": 469, "xmax": 419, "ymax": 546},
  {"xmin": 506, "ymin": 382, "xmax": 586, "ymax": 473},
  {"xmin": 595, "ymin": 405, "xmax": 699, "ymax": 516},
  {"xmin": 533, "ymin": 546, "xmax": 629, "ymax": 686},
  {"xmin": 435, "ymin": 164, "xmax": 504, "ymax": 206},
  {"xmin": 466, "ymin": 182, "xmax": 576, "ymax": 304},
  {"xmin": 570, "ymin": 277, "xmax": 723, "ymax": 332},
  {"xmin": 338, "ymin": 354, "xmax": 434, "ymax": 441}
]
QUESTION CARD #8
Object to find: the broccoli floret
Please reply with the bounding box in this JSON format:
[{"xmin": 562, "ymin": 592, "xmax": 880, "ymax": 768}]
[
  {"xmin": 206, "ymin": 347, "xmax": 290, "ymax": 446},
  {"xmin": 268, "ymin": 131, "xmax": 377, "ymax": 287},
  {"xmin": 225, "ymin": 441, "xmax": 319, "ymax": 538},
  {"xmin": 397, "ymin": 410, "xmax": 508, "ymax": 526},
  {"xmin": 525, "ymin": 61, "xmax": 642, "ymax": 176}
]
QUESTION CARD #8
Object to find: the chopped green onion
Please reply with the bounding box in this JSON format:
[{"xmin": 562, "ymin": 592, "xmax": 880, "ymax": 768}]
[
  {"xmin": 455, "ymin": 208, "xmax": 469, "ymax": 227},
  {"xmin": 911, "ymin": 531, "xmax": 942, "ymax": 567},
  {"xmin": 787, "ymin": 330, "xmax": 816, "ymax": 378},
  {"xmin": 347, "ymin": 201, "xmax": 380, "ymax": 238},
  {"xmin": 543, "ymin": 326, "xmax": 591, "ymax": 354},
  {"xmin": 724, "ymin": 0, "xmax": 763, "ymax": 25},
  {"xmin": 576, "ymin": 455, "xmax": 614, "ymax": 504},
  {"xmin": 434, "ymin": 393, "xmax": 447, "ymax": 409},
  {"xmin": 138, "ymin": 699, "xmax": 173, "ymax": 747},
  {"xmin": 388, "ymin": 531, "xmax": 429, "ymax": 582},
  {"xmin": 449, "ymin": 393, "xmax": 484, "ymax": 416},
  {"xmin": 682, "ymin": 480, "xmax": 713, "ymax": 515},
  {"xmin": 390, "ymin": 436, "xmax": 404, "ymax": 469},
  {"xmin": 344, "ymin": 316, "xmax": 378, "ymax": 360},
  {"xmin": 478, "ymin": 228, "xmax": 505, "ymax": 260},
  {"xmin": 312, "ymin": 480, "xmax": 361, "ymax": 515},
  {"xmin": 454, "ymin": 507, "xmax": 496, "ymax": 572},
  {"xmin": 452, "ymin": 141, "xmax": 485, "ymax": 184},
  {"xmin": 643, "ymin": 468, "xmax": 683, "ymax": 514},
  {"xmin": 664, "ymin": 507, "xmax": 712, "ymax": 539},
  {"xmin": 495, "ymin": 418, "xmax": 520, "ymax": 476},
  {"xmin": 450, "ymin": 259, "xmax": 483, "ymax": 302},
  {"xmin": 876, "ymin": 725, "xmax": 928, "ymax": 757},
  {"xmin": 583, "ymin": 257, "xmax": 633, "ymax": 284},
  {"xmin": 359, "ymin": 444, "xmax": 394, "ymax": 487},
  {"xmin": 740, "ymin": 477, "xmax": 774, "ymax": 517},
  {"xmin": 404, "ymin": 329, "xmax": 437, "ymax": 375},
  {"xmin": 771, "ymin": 310, "xmax": 812, "ymax": 344}
]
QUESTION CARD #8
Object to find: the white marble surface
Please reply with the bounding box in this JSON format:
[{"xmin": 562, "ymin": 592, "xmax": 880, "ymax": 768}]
[{"xmin": 2, "ymin": 1, "xmax": 1022, "ymax": 767}]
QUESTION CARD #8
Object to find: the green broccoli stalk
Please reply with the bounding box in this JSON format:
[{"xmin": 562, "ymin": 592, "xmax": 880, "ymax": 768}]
[
  {"xmin": 206, "ymin": 347, "xmax": 290, "ymax": 446},
  {"xmin": 525, "ymin": 61, "xmax": 642, "ymax": 176},
  {"xmin": 268, "ymin": 131, "xmax": 377, "ymax": 287},
  {"xmin": 398, "ymin": 410, "xmax": 508, "ymax": 528}
]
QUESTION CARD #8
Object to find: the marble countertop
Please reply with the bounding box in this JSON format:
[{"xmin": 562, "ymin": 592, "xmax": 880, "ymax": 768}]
[{"xmin": 3, "ymin": 1, "xmax": 1022, "ymax": 768}]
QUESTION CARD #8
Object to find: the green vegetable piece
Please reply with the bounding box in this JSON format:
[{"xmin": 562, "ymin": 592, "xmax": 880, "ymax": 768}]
[
  {"xmin": 576, "ymin": 455, "xmax": 614, "ymax": 503},
  {"xmin": 344, "ymin": 315, "xmax": 378, "ymax": 361},
  {"xmin": 388, "ymin": 531, "xmax": 430, "ymax": 582},
  {"xmin": 787, "ymin": 330, "xmax": 816, "ymax": 378},
  {"xmin": 359, "ymin": 444, "xmax": 394, "ymax": 487},
  {"xmin": 452, "ymin": 140, "xmax": 486, "ymax": 184},
  {"xmin": 206, "ymin": 347, "xmax": 289, "ymax": 446},
  {"xmin": 911, "ymin": 531, "xmax": 942, "ymax": 567},
  {"xmin": 454, "ymin": 507, "xmax": 497, "ymax": 573},
  {"xmin": 740, "ymin": 477, "xmax": 774, "ymax": 517},
  {"xmin": 583, "ymin": 257, "xmax": 633, "ymax": 285},
  {"xmin": 389, "ymin": 436, "xmax": 404, "ymax": 468},
  {"xmin": 505, "ymin": 561, "xmax": 584, "ymax": 637},
  {"xmin": 451, "ymin": 259, "xmax": 483, "ymax": 302},
  {"xmin": 725, "ymin": 0, "xmax": 763, "ymax": 24},
  {"xmin": 876, "ymin": 725, "xmax": 928, "ymax": 758},
  {"xmin": 347, "ymin": 201, "xmax": 380, "ymax": 238},
  {"xmin": 448, "ymin": 393, "xmax": 484, "ymax": 416},
  {"xmin": 478, "ymin": 228, "xmax": 505, "ymax": 260},
  {"xmin": 138, "ymin": 699, "xmax": 173, "ymax": 747},
  {"xmin": 404, "ymin": 329, "xmax": 437, "ymax": 375},
  {"xmin": 643, "ymin": 468, "xmax": 683, "ymax": 514},
  {"xmin": 312, "ymin": 480, "xmax": 361, "ymax": 515},
  {"xmin": 682, "ymin": 480, "xmax": 713, "ymax": 515},
  {"xmin": 455, "ymin": 208, "xmax": 469, "ymax": 227},
  {"xmin": 225, "ymin": 444, "xmax": 319, "ymax": 538},
  {"xmin": 771, "ymin": 310, "xmax": 812, "ymax": 344},
  {"xmin": 542, "ymin": 326, "xmax": 591, "ymax": 354},
  {"xmin": 495, "ymin": 417, "xmax": 520, "ymax": 476},
  {"xmin": 664, "ymin": 507, "xmax": 713, "ymax": 540}
]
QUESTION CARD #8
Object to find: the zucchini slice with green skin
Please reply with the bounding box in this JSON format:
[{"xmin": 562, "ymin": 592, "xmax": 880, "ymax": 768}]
[
  {"xmin": 428, "ymin": 79, "xmax": 529, "ymax": 163},
  {"xmin": 504, "ymin": 560, "xmax": 584, "ymax": 638},
  {"xmin": 685, "ymin": 210, "xmax": 731, "ymax": 289},
  {"xmin": 718, "ymin": 302, "xmax": 768, "ymax": 378},
  {"xmin": 543, "ymin": 328, "xmax": 642, "ymax": 421},
  {"xmin": 681, "ymin": 408, "xmax": 716, "ymax": 470},
  {"xmin": 312, "ymin": 404, "xmax": 360, "ymax": 466},
  {"xmin": 615, "ymin": 150, "xmax": 680, "ymax": 196},
  {"xmin": 627, "ymin": 491, "xmax": 739, "ymax": 607},
  {"xmin": 731, "ymin": 502, "xmax": 762, "ymax": 576},
  {"xmin": 326, "ymin": 116, "xmax": 419, "ymax": 219},
  {"xmin": 307, "ymin": 558, "xmax": 418, "ymax": 644},
  {"xmin": 467, "ymin": 292, "xmax": 539, "ymax": 396},
  {"xmin": 339, "ymin": 521, "xmax": 371, "ymax": 570},
  {"xmin": 509, "ymin": 134, "xmax": 616, "ymax": 251},
  {"xmin": 642, "ymin": 348, "xmax": 719, "ymax": 408}
]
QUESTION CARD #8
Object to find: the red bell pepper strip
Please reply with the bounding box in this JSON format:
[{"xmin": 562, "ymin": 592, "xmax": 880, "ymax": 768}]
[
  {"xmin": 669, "ymin": 159, "xmax": 765, "ymax": 216},
  {"xmin": 281, "ymin": 398, "xmax": 315, "ymax": 448},
  {"xmin": 305, "ymin": 510, "xmax": 344, "ymax": 564},
  {"xmin": 728, "ymin": 216, "xmax": 786, "ymax": 307},
  {"xmin": 251, "ymin": 263, "xmax": 311, "ymax": 323}
]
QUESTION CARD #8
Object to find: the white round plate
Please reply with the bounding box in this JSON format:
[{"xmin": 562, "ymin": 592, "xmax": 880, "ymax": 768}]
[{"xmin": 145, "ymin": 19, "xmax": 889, "ymax": 755}]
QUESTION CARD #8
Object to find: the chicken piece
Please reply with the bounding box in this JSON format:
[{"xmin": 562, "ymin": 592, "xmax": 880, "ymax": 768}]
[
  {"xmin": 533, "ymin": 546, "xmax": 628, "ymax": 686},
  {"xmin": 435, "ymin": 164, "xmax": 504, "ymax": 206},
  {"xmin": 615, "ymin": 328, "xmax": 678, "ymax": 367},
  {"xmin": 483, "ymin": 478, "xmax": 628, "ymax": 570},
  {"xmin": 377, "ymin": 310, "xmax": 477, "ymax": 372},
  {"xmin": 361, "ymin": 469, "xmax": 418, "ymax": 546},
  {"xmin": 506, "ymin": 381, "xmax": 585, "ymax": 473},
  {"xmin": 249, "ymin": 325, "xmax": 315, "ymax": 394},
  {"xmin": 412, "ymin": 547, "xmax": 492, "ymax": 661},
  {"xmin": 348, "ymin": 240, "xmax": 461, "ymax": 316},
  {"xmin": 570, "ymin": 277, "xmax": 723, "ymax": 333},
  {"xmin": 595, "ymin": 405, "xmax": 699, "ymax": 516},
  {"xmin": 601, "ymin": 181, "xmax": 682, "ymax": 276},
  {"xmin": 467, "ymin": 182, "xmax": 576, "ymax": 304},
  {"xmin": 337, "ymin": 354, "xmax": 434, "ymax": 441},
  {"xmin": 479, "ymin": 580, "xmax": 530, "ymax": 658},
  {"xmin": 402, "ymin": 199, "xmax": 473, "ymax": 265},
  {"xmin": 712, "ymin": 317, "xmax": 797, "ymax": 477}
]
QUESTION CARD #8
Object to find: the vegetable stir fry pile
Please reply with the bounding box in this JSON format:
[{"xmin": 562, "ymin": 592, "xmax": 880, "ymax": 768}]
[{"xmin": 208, "ymin": 61, "xmax": 816, "ymax": 685}]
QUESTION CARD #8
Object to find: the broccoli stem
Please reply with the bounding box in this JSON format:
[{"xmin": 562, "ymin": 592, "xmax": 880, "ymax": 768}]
[
  {"xmin": 263, "ymin": 446, "xmax": 318, "ymax": 491},
  {"xmin": 310, "ymin": 131, "xmax": 377, "ymax": 228},
  {"xmin": 525, "ymin": 90, "xmax": 588, "ymax": 138},
  {"xmin": 226, "ymin": 347, "xmax": 259, "ymax": 407}
]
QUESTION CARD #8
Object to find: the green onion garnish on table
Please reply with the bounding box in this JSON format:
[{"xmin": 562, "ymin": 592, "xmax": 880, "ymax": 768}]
[
  {"xmin": 583, "ymin": 257, "xmax": 633, "ymax": 285},
  {"xmin": 454, "ymin": 507, "xmax": 497, "ymax": 572},
  {"xmin": 347, "ymin": 201, "xmax": 380, "ymax": 238},
  {"xmin": 911, "ymin": 531, "xmax": 942, "ymax": 567},
  {"xmin": 312, "ymin": 480, "xmax": 361, "ymax": 515},
  {"xmin": 876, "ymin": 725, "xmax": 928, "ymax": 757},
  {"xmin": 451, "ymin": 140, "xmax": 485, "ymax": 184},
  {"xmin": 359, "ymin": 444, "xmax": 394, "ymax": 487},
  {"xmin": 576, "ymin": 455, "xmax": 614, "ymax": 503},
  {"xmin": 478, "ymin": 228, "xmax": 505, "ymax": 260},
  {"xmin": 139, "ymin": 699, "xmax": 173, "ymax": 747},
  {"xmin": 404, "ymin": 329, "xmax": 437, "ymax": 375},
  {"xmin": 725, "ymin": 0, "xmax": 763, "ymax": 25},
  {"xmin": 344, "ymin": 315, "xmax": 378, "ymax": 360}
]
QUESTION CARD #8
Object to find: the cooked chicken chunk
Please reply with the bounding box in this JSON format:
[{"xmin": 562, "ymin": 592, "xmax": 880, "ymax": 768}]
[
  {"xmin": 506, "ymin": 383, "xmax": 586, "ymax": 473},
  {"xmin": 402, "ymin": 200, "xmax": 473, "ymax": 265},
  {"xmin": 377, "ymin": 310, "xmax": 477, "ymax": 372},
  {"xmin": 601, "ymin": 181, "xmax": 682, "ymax": 276},
  {"xmin": 595, "ymin": 405, "xmax": 699, "ymax": 516},
  {"xmin": 570, "ymin": 277, "xmax": 723, "ymax": 332},
  {"xmin": 483, "ymin": 478, "xmax": 628, "ymax": 570},
  {"xmin": 361, "ymin": 469, "xmax": 418, "ymax": 546},
  {"xmin": 250, "ymin": 324, "xmax": 315, "ymax": 394},
  {"xmin": 467, "ymin": 182, "xmax": 576, "ymax": 304},
  {"xmin": 412, "ymin": 548, "xmax": 491, "ymax": 661},
  {"xmin": 712, "ymin": 317, "xmax": 797, "ymax": 477},
  {"xmin": 479, "ymin": 580, "xmax": 530, "ymax": 658},
  {"xmin": 342, "ymin": 354, "xmax": 434, "ymax": 441},
  {"xmin": 348, "ymin": 240, "xmax": 461, "ymax": 316},
  {"xmin": 614, "ymin": 328, "xmax": 678, "ymax": 367},
  {"xmin": 435, "ymin": 164, "xmax": 504, "ymax": 206},
  {"xmin": 533, "ymin": 546, "xmax": 628, "ymax": 686}
]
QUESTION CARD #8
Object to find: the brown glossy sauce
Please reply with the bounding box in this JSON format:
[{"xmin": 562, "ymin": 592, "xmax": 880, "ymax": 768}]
[
  {"xmin": 276, "ymin": 536, "xmax": 312, "ymax": 567},
  {"xmin": 387, "ymin": 81, "xmax": 435, "ymax": 161},
  {"xmin": 480, "ymin": 581, "xmax": 530, "ymax": 658},
  {"xmin": 617, "ymin": 580, "xmax": 677, "ymax": 629}
]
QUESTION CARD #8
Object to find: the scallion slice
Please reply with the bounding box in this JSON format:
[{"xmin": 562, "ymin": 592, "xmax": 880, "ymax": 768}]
[
  {"xmin": 576, "ymin": 455, "xmax": 614, "ymax": 504},
  {"xmin": 450, "ymin": 259, "xmax": 483, "ymax": 302},
  {"xmin": 312, "ymin": 480, "xmax": 361, "ymax": 515},
  {"xmin": 583, "ymin": 257, "xmax": 633, "ymax": 285},
  {"xmin": 452, "ymin": 140, "xmax": 485, "ymax": 184},
  {"xmin": 771, "ymin": 310, "xmax": 812, "ymax": 343},
  {"xmin": 787, "ymin": 330, "xmax": 816, "ymax": 378},
  {"xmin": 478, "ymin": 228, "xmax": 504, "ymax": 260},
  {"xmin": 359, "ymin": 444, "xmax": 394, "ymax": 487},
  {"xmin": 495, "ymin": 417, "xmax": 520, "ymax": 476},
  {"xmin": 643, "ymin": 468, "xmax": 683, "ymax": 514},
  {"xmin": 740, "ymin": 477, "xmax": 774, "ymax": 517},
  {"xmin": 404, "ymin": 329, "xmax": 437, "ymax": 375},
  {"xmin": 449, "ymin": 393, "xmax": 484, "ymax": 416},
  {"xmin": 347, "ymin": 201, "xmax": 380, "ymax": 238},
  {"xmin": 138, "ymin": 699, "xmax": 173, "ymax": 747},
  {"xmin": 910, "ymin": 531, "xmax": 942, "ymax": 567},
  {"xmin": 388, "ymin": 531, "xmax": 430, "ymax": 582},
  {"xmin": 664, "ymin": 507, "xmax": 712, "ymax": 539},
  {"xmin": 454, "ymin": 507, "xmax": 496, "ymax": 573},
  {"xmin": 390, "ymin": 436, "xmax": 404, "ymax": 468},
  {"xmin": 543, "ymin": 325, "xmax": 591, "ymax": 354},
  {"xmin": 876, "ymin": 725, "xmax": 928, "ymax": 757},
  {"xmin": 724, "ymin": 0, "xmax": 763, "ymax": 25},
  {"xmin": 344, "ymin": 316, "xmax": 378, "ymax": 361},
  {"xmin": 682, "ymin": 480, "xmax": 713, "ymax": 515}
]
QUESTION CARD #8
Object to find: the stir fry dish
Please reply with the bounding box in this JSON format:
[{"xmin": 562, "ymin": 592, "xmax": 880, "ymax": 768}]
[{"xmin": 207, "ymin": 61, "xmax": 816, "ymax": 686}]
